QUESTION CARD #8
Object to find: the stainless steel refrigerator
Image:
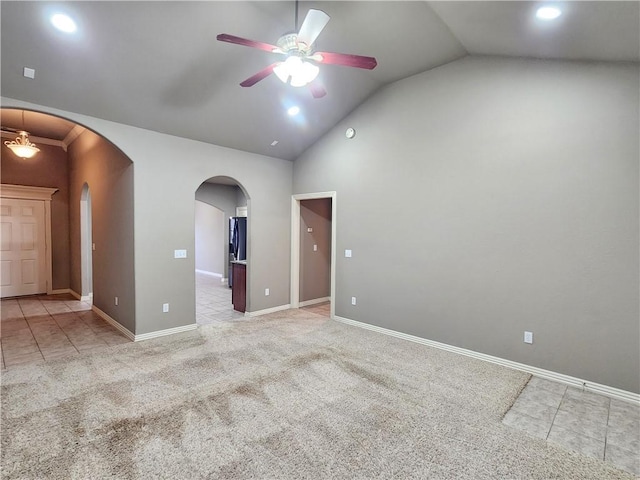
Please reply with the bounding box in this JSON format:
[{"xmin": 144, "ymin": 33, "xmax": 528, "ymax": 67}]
[{"xmin": 228, "ymin": 217, "xmax": 247, "ymax": 287}]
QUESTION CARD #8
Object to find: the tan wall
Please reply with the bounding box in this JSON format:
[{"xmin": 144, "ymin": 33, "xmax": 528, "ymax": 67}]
[
  {"xmin": 68, "ymin": 130, "xmax": 135, "ymax": 333},
  {"xmin": 1, "ymin": 143, "xmax": 70, "ymax": 290}
]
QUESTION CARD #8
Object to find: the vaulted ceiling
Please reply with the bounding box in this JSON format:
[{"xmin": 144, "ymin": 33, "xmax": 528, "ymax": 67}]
[{"xmin": 1, "ymin": 1, "xmax": 638, "ymax": 161}]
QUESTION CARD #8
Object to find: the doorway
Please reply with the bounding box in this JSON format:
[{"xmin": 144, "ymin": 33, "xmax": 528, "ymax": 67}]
[
  {"xmin": 291, "ymin": 192, "xmax": 336, "ymax": 318},
  {"xmin": 194, "ymin": 177, "xmax": 249, "ymax": 324},
  {"xmin": 80, "ymin": 184, "xmax": 93, "ymax": 301},
  {"xmin": 0, "ymin": 185, "xmax": 58, "ymax": 298}
]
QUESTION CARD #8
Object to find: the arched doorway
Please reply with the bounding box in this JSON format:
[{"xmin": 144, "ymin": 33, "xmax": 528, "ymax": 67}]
[
  {"xmin": 0, "ymin": 108, "xmax": 134, "ymax": 312},
  {"xmin": 80, "ymin": 183, "xmax": 93, "ymax": 300},
  {"xmin": 194, "ymin": 176, "xmax": 249, "ymax": 324}
]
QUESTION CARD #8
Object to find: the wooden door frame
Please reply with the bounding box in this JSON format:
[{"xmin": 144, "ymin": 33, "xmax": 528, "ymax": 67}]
[
  {"xmin": 1, "ymin": 184, "xmax": 58, "ymax": 295},
  {"xmin": 290, "ymin": 191, "xmax": 336, "ymax": 318}
]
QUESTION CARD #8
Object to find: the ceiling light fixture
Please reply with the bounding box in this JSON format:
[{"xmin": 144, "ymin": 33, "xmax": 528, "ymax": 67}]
[
  {"xmin": 4, "ymin": 131, "xmax": 40, "ymax": 159},
  {"xmin": 274, "ymin": 56, "xmax": 320, "ymax": 87},
  {"xmin": 536, "ymin": 6, "xmax": 562, "ymax": 20},
  {"xmin": 287, "ymin": 106, "xmax": 301, "ymax": 116},
  {"xmin": 51, "ymin": 13, "xmax": 77, "ymax": 33},
  {"xmin": 4, "ymin": 111, "xmax": 40, "ymax": 159}
]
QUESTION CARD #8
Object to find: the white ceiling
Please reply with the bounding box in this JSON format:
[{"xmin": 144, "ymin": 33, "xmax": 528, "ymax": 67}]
[{"xmin": 1, "ymin": 1, "xmax": 638, "ymax": 161}]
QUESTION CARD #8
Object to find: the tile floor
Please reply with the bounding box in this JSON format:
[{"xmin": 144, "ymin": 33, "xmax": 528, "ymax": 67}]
[
  {"xmin": 503, "ymin": 376, "xmax": 640, "ymax": 476},
  {"xmin": 195, "ymin": 271, "xmax": 246, "ymax": 325},
  {"xmin": 1, "ymin": 293, "xmax": 130, "ymax": 368}
]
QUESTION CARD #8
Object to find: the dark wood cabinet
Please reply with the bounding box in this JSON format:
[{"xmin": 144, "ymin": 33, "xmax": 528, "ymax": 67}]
[{"xmin": 231, "ymin": 262, "xmax": 246, "ymax": 313}]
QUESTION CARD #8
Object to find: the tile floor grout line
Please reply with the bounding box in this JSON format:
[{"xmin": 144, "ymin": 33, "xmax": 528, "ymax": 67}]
[
  {"xmin": 546, "ymin": 386, "xmax": 565, "ymax": 440},
  {"xmin": 49, "ymin": 308, "xmax": 82, "ymax": 355},
  {"xmin": 603, "ymin": 395, "xmax": 612, "ymax": 462},
  {"xmin": 14, "ymin": 298, "xmax": 45, "ymax": 364}
]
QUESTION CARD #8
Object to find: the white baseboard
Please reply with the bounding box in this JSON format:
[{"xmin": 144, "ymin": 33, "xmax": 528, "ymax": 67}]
[
  {"xmin": 69, "ymin": 290, "xmax": 92, "ymax": 302},
  {"xmin": 92, "ymin": 305, "xmax": 135, "ymax": 341},
  {"xmin": 246, "ymin": 304, "xmax": 291, "ymax": 317},
  {"xmin": 299, "ymin": 297, "xmax": 330, "ymax": 308},
  {"xmin": 92, "ymin": 305, "xmax": 197, "ymax": 342},
  {"xmin": 195, "ymin": 269, "xmax": 223, "ymax": 278},
  {"xmin": 134, "ymin": 324, "xmax": 198, "ymax": 342},
  {"xmin": 333, "ymin": 315, "xmax": 639, "ymax": 405}
]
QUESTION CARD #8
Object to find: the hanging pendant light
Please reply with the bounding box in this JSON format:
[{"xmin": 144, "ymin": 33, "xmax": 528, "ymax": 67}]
[{"xmin": 4, "ymin": 111, "xmax": 40, "ymax": 159}]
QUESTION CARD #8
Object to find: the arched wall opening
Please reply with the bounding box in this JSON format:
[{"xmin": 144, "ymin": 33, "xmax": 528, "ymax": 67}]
[
  {"xmin": 0, "ymin": 107, "xmax": 136, "ymax": 335},
  {"xmin": 80, "ymin": 183, "xmax": 93, "ymax": 299},
  {"xmin": 194, "ymin": 176, "xmax": 249, "ymax": 323}
]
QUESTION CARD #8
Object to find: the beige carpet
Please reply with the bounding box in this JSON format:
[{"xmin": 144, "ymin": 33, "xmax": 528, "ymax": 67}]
[{"xmin": 1, "ymin": 308, "xmax": 634, "ymax": 479}]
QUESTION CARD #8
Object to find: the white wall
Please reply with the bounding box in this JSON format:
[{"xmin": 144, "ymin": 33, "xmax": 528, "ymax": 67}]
[{"xmin": 293, "ymin": 56, "xmax": 640, "ymax": 393}]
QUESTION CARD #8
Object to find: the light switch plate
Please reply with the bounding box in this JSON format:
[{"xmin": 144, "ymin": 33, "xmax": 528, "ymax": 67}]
[
  {"xmin": 345, "ymin": 249, "xmax": 352, "ymax": 258},
  {"xmin": 174, "ymin": 249, "xmax": 187, "ymax": 259},
  {"xmin": 524, "ymin": 331, "xmax": 533, "ymax": 344}
]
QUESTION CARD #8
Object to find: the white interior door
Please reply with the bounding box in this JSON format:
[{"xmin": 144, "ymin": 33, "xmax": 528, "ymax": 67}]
[{"xmin": 0, "ymin": 198, "xmax": 47, "ymax": 298}]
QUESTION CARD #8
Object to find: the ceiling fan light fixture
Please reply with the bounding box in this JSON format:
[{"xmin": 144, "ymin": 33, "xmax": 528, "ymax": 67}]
[
  {"xmin": 4, "ymin": 131, "xmax": 40, "ymax": 159},
  {"xmin": 273, "ymin": 56, "xmax": 319, "ymax": 87}
]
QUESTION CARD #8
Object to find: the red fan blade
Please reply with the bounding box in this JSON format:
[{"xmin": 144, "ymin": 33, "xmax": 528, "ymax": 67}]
[
  {"xmin": 217, "ymin": 34, "xmax": 279, "ymax": 53},
  {"xmin": 240, "ymin": 63, "xmax": 280, "ymax": 87},
  {"xmin": 313, "ymin": 52, "xmax": 377, "ymax": 70},
  {"xmin": 308, "ymin": 83, "xmax": 327, "ymax": 98}
]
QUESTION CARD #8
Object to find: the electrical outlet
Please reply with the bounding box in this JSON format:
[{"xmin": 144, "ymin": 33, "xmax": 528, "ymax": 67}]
[
  {"xmin": 524, "ymin": 331, "xmax": 533, "ymax": 344},
  {"xmin": 174, "ymin": 249, "xmax": 187, "ymax": 259},
  {"xmin": 114, "ymin": 296, "xmax": 118, "ymax": 306},
  {"xmin": 351, "ymin": 296, "xmax": 357, "ymax": 306},
  {"xmin": 162, "ymin": 303, "xmax": 169, "ymax": 313},
  {"xmin": 313, "ymin": 244, "xmax": 318, "ymax": 251},
  {"xmin": 345, "ymin": 249, "xmax": 352, "ymax": 258},
  {"xmin": 265, "ymin": 288, "xmax": 270, "ymax": 296}
]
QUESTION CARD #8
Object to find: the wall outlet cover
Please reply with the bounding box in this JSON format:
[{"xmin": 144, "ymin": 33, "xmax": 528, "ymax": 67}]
[{"xmin": 524, "ymin": 331, "xmax": 533, "ymax": 344}]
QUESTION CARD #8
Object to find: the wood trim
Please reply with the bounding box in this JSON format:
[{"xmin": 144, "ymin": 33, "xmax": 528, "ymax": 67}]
[{"xmin": 1, "ymin": 184, "xmax": 58, "ymax": 201}]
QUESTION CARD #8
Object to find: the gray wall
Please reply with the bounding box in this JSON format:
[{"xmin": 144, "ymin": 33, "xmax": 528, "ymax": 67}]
[
  {"xmin": 293, "ymin": 56, "xmax": 640, "ymax": 393},
  {"xmin": 195, "ymin": 182, "xmax": 247, "ymax": 280},
  {"xmin": 1, "ymin": 98, "xmax": 294, "ymax": 336},
  {"xmin": 1, "ymin": 142, "xmax": 70, "ymax": 290},
  {"xmin": 194, "ymin": 201, "xmax": 225, "ymax": 276},
  {"xmin": 68, "ymin": 129, "xmax": 136, "ymax": 333},
  {"xmin": 300, "ymin": 198, "xmax": 331, "ymax": 302}
]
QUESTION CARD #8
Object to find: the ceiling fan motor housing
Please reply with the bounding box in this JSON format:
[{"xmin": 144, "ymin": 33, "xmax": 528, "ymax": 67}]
[{"xmin": 277, "ymin": 33, "xmax": 311, "ymax": 55}]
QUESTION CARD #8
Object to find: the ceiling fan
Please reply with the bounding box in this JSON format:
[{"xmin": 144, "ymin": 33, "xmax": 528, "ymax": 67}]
[{"xmin": 216, "ymin": 4, "xmax": 377, "ymax": 98}]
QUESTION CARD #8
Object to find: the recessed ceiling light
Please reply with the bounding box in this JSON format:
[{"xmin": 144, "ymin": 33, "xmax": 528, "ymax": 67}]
[
  {"xmin": 270, "ymin": 140, "xmax": 279, "ymax": 146},
  {"xmin": 536, "ymin": 6, "xmax": 562, "ymax": 20},
  {"xmin": 51, "ymin": 13, "xmax": 77, "ymax": 33},
  {"xmin": 287, "ymin": 106, "xmax": 300, "ymax": 116}
]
